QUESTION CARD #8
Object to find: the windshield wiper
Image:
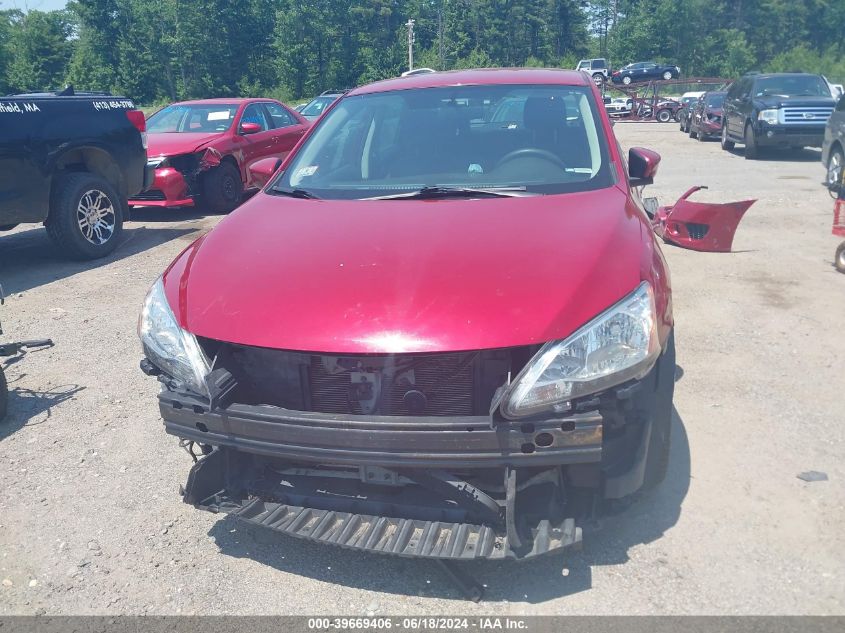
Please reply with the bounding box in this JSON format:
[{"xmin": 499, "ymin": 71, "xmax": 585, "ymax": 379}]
[
  {"xmin": 365, "ymin": 186, "xmax": 534, "ymax": 200},
  {"xmin": 270, "ymin": 186, "xmax": 319, "ymax": 199}
]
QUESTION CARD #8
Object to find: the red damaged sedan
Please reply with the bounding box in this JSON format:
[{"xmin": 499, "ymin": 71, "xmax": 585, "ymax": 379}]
[
  {"xmin": 130, "ymin": 98, "xmax": 309, "ymax": 212},
  {"xmin": 139, "ymin": 69, "xmax": 713, "ymax": 563}
]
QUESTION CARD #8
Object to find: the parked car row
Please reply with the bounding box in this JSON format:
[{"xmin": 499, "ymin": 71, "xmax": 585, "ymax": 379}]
[
  {"xmin": 576, "ymin": 58, "xmax": 680, "ymax": 85},
  {"xmin": 674, "ymin": 72, "xmax": 840, "ymax": 182}
]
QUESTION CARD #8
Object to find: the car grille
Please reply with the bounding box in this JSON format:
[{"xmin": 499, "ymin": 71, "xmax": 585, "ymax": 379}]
[
  {"xmin": 204, "ymin": 341, "xmax": 532, "ymax": 417},
  {"xmin": 131, "ymin": 189, "xmax": 166, "ymax": 201},
  {"xmin": 309, "ymin": 352, "xmax": 475, "ymax": 416},
  {"xmin": 782, "ymin": 106, "xmax": 833, "ymax": 125}
]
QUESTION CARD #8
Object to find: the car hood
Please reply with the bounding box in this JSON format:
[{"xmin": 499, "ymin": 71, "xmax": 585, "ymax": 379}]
[
  {"xmin": 162, "ymin": 188, "xmax": 649, "ymax": 354},
  {"xmin": 754, "ymin": 95, "xmax": 835, "ymax": 109},
  {"xmin": 146, "ymin": 132, "xmax": 221, "ymax": 158}
]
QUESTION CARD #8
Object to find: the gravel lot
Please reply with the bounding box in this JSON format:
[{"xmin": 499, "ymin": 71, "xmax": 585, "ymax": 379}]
[{"xmin": 1, "ymin": 123, "xmax": 843, "ymax": 615}]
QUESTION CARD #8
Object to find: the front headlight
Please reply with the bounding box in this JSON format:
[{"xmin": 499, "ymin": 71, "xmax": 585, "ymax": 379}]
[
  {"xmin": 758, "ymin": 109, "xmax": 779, "ymax": 125},
  {"xmin": 138, "ymin": 277, "xmax": 211, "ymax": 396},
  {"xmin": 502, "ymin": 282, "xmax": 660, "ymax": 419}
]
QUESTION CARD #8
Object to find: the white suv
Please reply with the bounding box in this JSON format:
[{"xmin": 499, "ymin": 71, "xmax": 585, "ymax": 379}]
[{"xmin": 576, "ymin": 59, "xmax": 609, "ymax": 84}]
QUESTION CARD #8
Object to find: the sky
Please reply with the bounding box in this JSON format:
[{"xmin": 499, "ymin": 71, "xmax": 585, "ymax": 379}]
[{"xmin": 0, "ymin": 0, "xmax": 68, "ymax": 11}]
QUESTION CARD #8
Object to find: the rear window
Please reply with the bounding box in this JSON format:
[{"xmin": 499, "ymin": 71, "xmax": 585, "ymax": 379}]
[
  {"xmin": 274, "ymin": 84, "xmax": 614, "ymax": 199},
  {"xmin": 705, "ymin": 94, "xmax": 725, "ymax": 107}
]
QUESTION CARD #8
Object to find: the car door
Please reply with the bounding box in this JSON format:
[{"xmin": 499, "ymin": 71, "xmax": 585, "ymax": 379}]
[
  {"xmin": 235, "ymin": 102, "xmax": 275, "ymax": 181},
  {"xmin": 263, "ymin": 101, "xmax": 308, "ymax": 162},
  {"xmin": 642, "ymin": 63, "xmax": 658, "ymax": 80},
  {"xmin": 724, "ymin": 80, "xmax": 745, "ymax": 139}
]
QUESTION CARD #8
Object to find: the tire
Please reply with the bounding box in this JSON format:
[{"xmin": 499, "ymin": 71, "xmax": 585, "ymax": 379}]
[
  {"xmin": 0, "ymin": 365, "xmax": 7, "ymax": 422},
  {"xmin": 827, "ymin": 147, "xmax": 844, "ymax": 188},
  {"xmin": 657, "ymin": 109, "xmax": 672, "ymax": 123},
  {"xmin": 202, "ymin": 162, "xmax": 243, "ymax": 213},
  {"xmin": 744, "ymin": 123, "xmax": 758, "ymax": 160},
  {"xmin": 688, "ymin": 123, "xmax": 696, "ymax": 138},
  {"xmin": 662, "ymin": 70, "xmax": 672, "ymax": 80},
  {"xmin": 643, "ymin": 332, "xmax": 676, "ymax": 490},
  {"xmin": 696, "ymin": 126, "xmax": 705, "ymax": 141},
  {"xmin": 622, "ymin": 76, "xmax": 632, "ymax": 85},
  {"xmin": 721, "ymin": 124, "xmax": 735, "ymax": 150},
  {"xmin": 592, "ymin": 72, "xmax": 604, "ymax": 85},
  {"xmin": 836, "ymin": 242, "xmax": 845, "ymax": 274},
  {"xmin": 46, "ymin": 172, "xmax": 124, "ymax": 260}
]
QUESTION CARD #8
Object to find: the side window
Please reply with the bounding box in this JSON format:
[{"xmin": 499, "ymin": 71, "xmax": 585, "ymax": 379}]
[
  {"xmin": 240, "ymin": 103, "xmax": 269, "ymax": 132},
  {"xmin": 594, "ymin": 59, "xmax": 606, "ymax": 69},
  {"xmin": 264, "ymin": 102, "xmax": 296, "ymax": 129},
  {"xmin": 837, "ymin": 95, "xmax": 845, "ymax": 112},
  {"xmin": 577, "ymin": 61, "xmax": 588, "ymax": 71}
]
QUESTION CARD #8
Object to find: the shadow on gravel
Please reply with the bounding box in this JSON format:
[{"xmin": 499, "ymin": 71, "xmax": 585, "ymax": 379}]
[
  {"xmin": 0, "ymin": 224, "xmax": 198, "ymax": 295},
  {"xmin": 0, "ymin": 368, "xmax": 84, "ymax": 441},
  {"xmin": 723, "ymin": 146, "xmax": 822, "ymax": 163},
  {"xmin": 207, "ymin": 408, "xmax": 691, "ymax": 604}
]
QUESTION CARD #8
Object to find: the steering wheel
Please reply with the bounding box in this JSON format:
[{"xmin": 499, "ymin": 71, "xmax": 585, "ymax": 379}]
[{"xmin": 495, "ymin": 148, "xmax": 567, "ymax": 171}]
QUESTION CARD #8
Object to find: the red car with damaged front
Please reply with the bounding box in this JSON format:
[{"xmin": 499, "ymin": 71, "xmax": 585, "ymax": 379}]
[
  {"xmin": 139, "ymin": 69, "xmax": 728, "ymax": 564},
  {"xmin": 130, "ymin": 98, "xmax": 309, "ymax": 212}
]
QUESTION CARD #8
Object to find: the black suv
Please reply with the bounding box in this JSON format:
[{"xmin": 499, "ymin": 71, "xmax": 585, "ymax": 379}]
[
  {"xmin": 0, "ymin": 88, "xmax": 149, "ymax": 258},
  {"xmin": 721, "ymin": 72, "xmax": 836, "ymax": 159}
]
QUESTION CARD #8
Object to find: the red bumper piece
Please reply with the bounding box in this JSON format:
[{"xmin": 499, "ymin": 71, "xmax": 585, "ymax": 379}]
[{"xmin": 652, "ymin": 186, "xmax": 755, "ymax": 252}]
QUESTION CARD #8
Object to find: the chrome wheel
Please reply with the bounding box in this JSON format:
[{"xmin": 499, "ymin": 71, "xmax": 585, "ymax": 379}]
[
  {"xmin": 76, "ymin": 189, "xmax": 116, "ymax": 245},
  {"xmin": 828, "ymin": 150, "xmax": 843, "ymax": 187}
]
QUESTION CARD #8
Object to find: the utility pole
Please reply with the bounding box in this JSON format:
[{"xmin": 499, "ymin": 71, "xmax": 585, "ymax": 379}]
[
  {"xmin": 437, "ymin": 2, "xmax": 445, "ymax": 70},
  {"xmin": 406, "ymin": 18, "xmax": 415, "ymax": 72}
]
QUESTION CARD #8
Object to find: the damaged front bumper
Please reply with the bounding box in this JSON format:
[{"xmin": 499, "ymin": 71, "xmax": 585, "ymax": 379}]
[
  {"xmin": 154, "ymin": 339, "xmax": 675, "ymax": 561},
  {"xmin": 129, "ymin": 149, "xmax": 224, "ymax": 207},
  {"xmin": 129, "ymin": 167, "xmax": 194, "ymax": 207}
]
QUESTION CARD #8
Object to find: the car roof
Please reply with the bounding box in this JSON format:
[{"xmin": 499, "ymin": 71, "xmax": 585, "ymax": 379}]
[
  {"xmin": 169, "ymin": 98, "xmax": 273, "ymax": 106},
  {"xmin": 349, "ymin": 68, "xmax": 591, "ymax": 96},
  {"xmin": 749, "ymin": 72, "xmax": 822, "ymax": 79}
]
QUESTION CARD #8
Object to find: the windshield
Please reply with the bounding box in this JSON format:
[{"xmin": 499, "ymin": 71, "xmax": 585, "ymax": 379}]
[
  {"xmin": 753, "ymin": 75, "xmax": 830, "ymax": 98},
  {"xmin": 301, "ymin": 96, "xmax": 337, "ymax": 117},
  {"xmin": 146, "ymin": 104, "xmax": 239, "ymax": 133},
  {"xmin": 273, "ymin": 84, "xmax": 613, "ymax": 200},
  {"xmin": 705, "ymin": 94, "xmax": 725, "ymax": 107}
]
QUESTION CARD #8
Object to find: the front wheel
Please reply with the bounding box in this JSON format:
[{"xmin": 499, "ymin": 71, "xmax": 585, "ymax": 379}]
[
  {"xmin": 744, "ymin": 123, "xmax": 759, "ymax": 159},
  {"xmin": 662, "ymin": 70, "xmax": 673, "ymax": 80},
  {"xmin": 836, "ymin": 242, "xmax": 845, "ymax": 274},
  {"xmin": 46, "ymin": 172, "xmax": 124, "ymax": 260},
  {"xmin": 657, "ymin": 109, "xmax": 672, "ymax": 123},
  {"xmin": 721, "ymin": 124, "xmax": 735, "ymax": 150},
  {"xmin": 202, "ymin": 162, "xmax": 243, "ymax": 214},
  {"xmin": 643, "ymin": 332, "xmax": 676, "ymax": 490},
  {"xmin": 622, "ymin": 76, "xmax": 632, "ymax": 85}
]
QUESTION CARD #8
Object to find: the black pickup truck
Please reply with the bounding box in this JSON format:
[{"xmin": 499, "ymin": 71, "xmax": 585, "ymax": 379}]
[{"xmin": 0, "ymin": 89, "xmax": 148, "ymax": 259}]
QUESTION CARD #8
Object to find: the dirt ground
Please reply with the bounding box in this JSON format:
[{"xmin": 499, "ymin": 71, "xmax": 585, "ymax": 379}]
[{"xmin": 1, "ymin": 123, "xmax": 843, "ymax": 615}]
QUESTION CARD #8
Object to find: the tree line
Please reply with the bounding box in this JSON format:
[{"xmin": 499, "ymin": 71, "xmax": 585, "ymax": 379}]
[{"xmin": 0, "ymin": 0, "xmax": 843, "ymax": 106}]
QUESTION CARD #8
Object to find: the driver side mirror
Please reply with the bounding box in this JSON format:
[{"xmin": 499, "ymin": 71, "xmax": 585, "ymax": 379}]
[
  {"xmin": 248, "ymin": 157, "xmax": 282, "ymax": 188},
  {"xmin": 628, "ymin": 147, "xmax": 661, "ymax": 187},
  {"xmin": 240, "ymin": 122, "xmax": 262, "ymax": 135}
]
